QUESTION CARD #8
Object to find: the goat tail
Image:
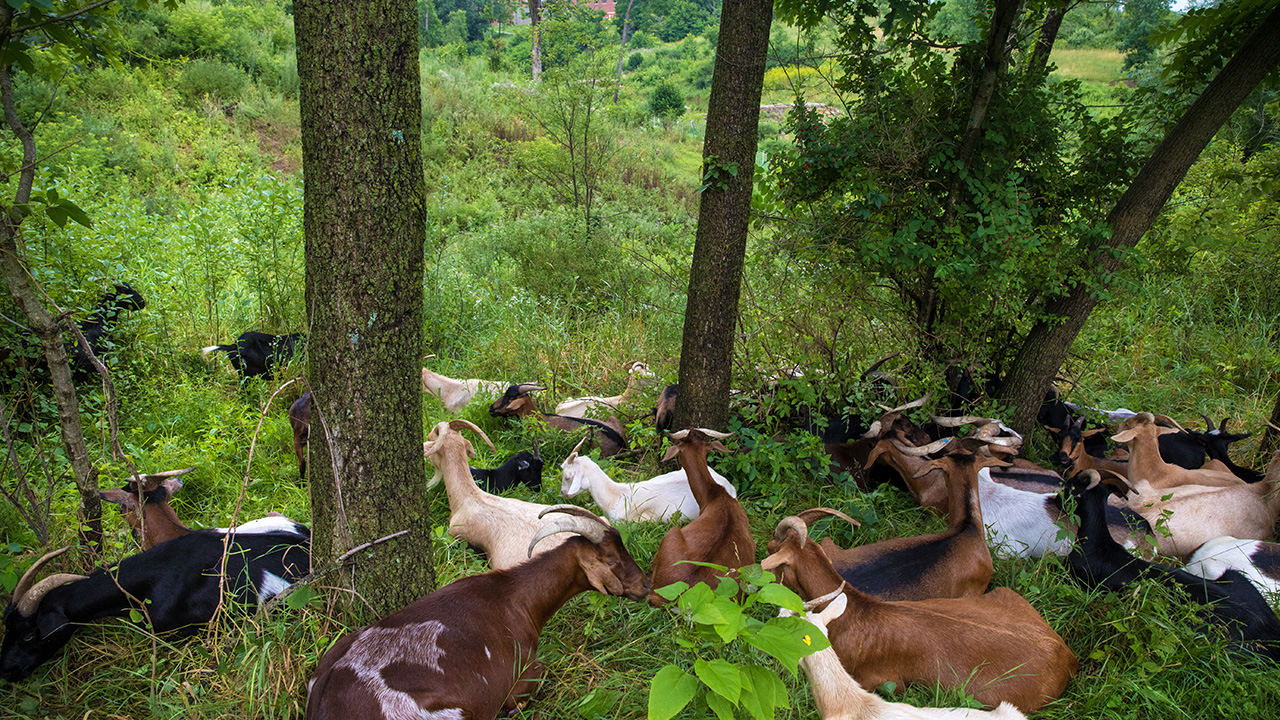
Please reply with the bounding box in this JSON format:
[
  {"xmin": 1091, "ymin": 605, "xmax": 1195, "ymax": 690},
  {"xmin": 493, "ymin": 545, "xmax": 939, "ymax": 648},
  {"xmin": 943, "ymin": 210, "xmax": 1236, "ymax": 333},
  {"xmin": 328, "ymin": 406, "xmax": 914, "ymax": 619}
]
[{"xmin": 201, "ymin": 345, "xmax": 234, "ymax": 357}]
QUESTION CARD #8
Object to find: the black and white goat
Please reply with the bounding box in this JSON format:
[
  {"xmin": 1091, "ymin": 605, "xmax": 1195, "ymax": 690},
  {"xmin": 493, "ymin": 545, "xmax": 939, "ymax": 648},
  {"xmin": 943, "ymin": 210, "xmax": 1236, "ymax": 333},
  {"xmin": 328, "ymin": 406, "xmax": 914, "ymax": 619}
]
[
  {"xmin": 470, "ymin": 449, "xmax": 544, "ymax": 493},
  {"xmin": 1065, "ymin": 470, "xmax": 1280, "ymax": 661},
  {"xmin": 202, "ymin": 331, "xmax": 303, "ymax": 380},
  {"xmin": 1, "ymin": 522, "xmax": 310, "ymax": 682}
]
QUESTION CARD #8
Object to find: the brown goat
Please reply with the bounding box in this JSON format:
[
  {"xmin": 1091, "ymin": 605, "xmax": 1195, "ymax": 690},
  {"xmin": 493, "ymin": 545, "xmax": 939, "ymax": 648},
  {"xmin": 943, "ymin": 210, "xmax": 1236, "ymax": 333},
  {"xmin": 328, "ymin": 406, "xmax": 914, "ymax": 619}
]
[
  {"xmin": 648, "ymin": 428, "xmax": 755, "ymax": 605},
  {"xmin": 489, "ymin": 383, "xmax": 628, "ymax": 457},
  {"xmin": 288, "ymin": 392, "xmax": 311, "ymax": 478},
  {"xmin": 99, "ymin": 468, "xmax": 196, "ymax": 549},
  {"xmin": 305, "ymin": 508, "xmax": 649, "ymax": 720},
  {"xmin": 761, "ymin": 528, "xmax": 1077, "ymax": 713},
  {"xmin": 787, "ymin": 438, "xmax": 998, "ymax": 601}
]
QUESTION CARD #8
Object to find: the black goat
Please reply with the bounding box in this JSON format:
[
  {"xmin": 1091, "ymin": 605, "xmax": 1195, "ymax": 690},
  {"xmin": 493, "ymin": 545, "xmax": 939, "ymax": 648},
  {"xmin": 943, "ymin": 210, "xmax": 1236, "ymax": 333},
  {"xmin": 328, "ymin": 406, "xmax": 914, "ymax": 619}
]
[
  {"xmin": 470, "ymin": 449, "xmax": 543, "ymax": 492},
  {"xmin": 489, "ymin": 384, "xmax": 628, "ymax": 457},
  {"xmin": 289, "ymin": 392, "xmax": 311, "ymax": 478},
  {"xmin": 1065, "ymin": 471, "xmax": 1280, "ymax": 662},
  {"xmin": 1, "ymin": 524, "xmax": 310, "ymax": 682},
  {"xmin": 202, "ymin": 331, "xmax": 303, "ymax": 380},
  {"xmin": 1201, "ymin": 416, "xmax": 1265, "ymax": 484}
]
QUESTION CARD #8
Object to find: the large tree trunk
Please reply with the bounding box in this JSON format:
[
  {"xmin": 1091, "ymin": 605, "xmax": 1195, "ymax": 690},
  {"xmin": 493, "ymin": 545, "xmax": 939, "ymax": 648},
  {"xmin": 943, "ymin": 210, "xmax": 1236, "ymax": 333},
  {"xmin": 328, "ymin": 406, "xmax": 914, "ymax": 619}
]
[
  {"xmin": 671, "ymin": 0, "xmax": 773, "ymax": 432},
  {"xmin": 295, "ymin": 0, "xmax": 431, "ymax": 619},
  {"xmin": 1029, "ymin": 1, "xmax": 1072, "ymax": 75},
  {"xmin": 997, "ymin": 3, "xmax": 1280, "ymax": 435},
  {"xmin": 0, "ymin": 58, "xmax": 101, "ymax": 557}
]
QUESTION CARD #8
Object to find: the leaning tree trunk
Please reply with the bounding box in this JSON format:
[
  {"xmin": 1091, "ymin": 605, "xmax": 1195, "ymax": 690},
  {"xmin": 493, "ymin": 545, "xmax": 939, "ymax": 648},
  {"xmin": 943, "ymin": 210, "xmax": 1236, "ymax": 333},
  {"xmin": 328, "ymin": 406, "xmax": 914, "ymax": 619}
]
[
  {"xmin": 671, "ymin": 0, "xmax": 773, "ymax": 432},
  {"xmin": 997, "ymin": 3, "xmax": 1280, "ymax": 435},
  {"xmin": 295, "ymin": 0, "xmax": 431, "ymax": 619},
  {"xmin": 0, "ymin": 59, "xmax": 101, "ymax": 557}
]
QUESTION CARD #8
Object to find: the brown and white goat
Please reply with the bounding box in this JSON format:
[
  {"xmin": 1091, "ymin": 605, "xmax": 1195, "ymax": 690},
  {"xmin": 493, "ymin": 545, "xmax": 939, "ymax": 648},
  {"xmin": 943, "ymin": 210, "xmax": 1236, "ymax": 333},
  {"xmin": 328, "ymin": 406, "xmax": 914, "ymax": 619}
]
[
  {"xmin": 424, "ymin": 419, "xmax": 606, "ymax": 570},
  {"xmin": 648, "ymin": 428, "xmax": 755, "ymax": 605},
  {"xmin": 99, "ymin": 468, "xmax": 196, "ymax": 549},
  {"xmin": 788, "ymin": 592, "xmax": 1028, "ymax": 720},
  {"xmin": 778, "ymin": 439, "xmax": 996, "ymax": 601},
  {"xmin": 1112, "ymin": 413, "xmax": 1245, "ymax": 489},
  {"xmin": 305, "ymin": 508, "xmax": 650, "ymax": 720},
  {"xmin": 489, "ymin": 383, "xmax": 628, "ymax": 457},
  {"xmin": 761, "ymin": 525, "xmax": 1077, "ymax": 712}
]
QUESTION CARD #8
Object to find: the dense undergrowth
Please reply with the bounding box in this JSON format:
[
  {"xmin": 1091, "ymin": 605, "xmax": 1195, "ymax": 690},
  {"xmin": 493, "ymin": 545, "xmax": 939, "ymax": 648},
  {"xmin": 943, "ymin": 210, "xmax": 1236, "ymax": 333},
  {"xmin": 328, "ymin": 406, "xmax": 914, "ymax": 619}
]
[{"xmin": 3, "ymin": 2, "xmax": 1280, "ymax": 718}]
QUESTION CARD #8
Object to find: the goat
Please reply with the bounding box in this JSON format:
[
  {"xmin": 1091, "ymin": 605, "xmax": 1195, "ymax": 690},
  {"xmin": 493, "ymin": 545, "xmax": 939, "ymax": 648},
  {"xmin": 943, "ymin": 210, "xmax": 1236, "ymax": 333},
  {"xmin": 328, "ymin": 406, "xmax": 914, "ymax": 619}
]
[
  {"xmin": 289, "ymin": 392, "xmax": 311, "ymax": 478},
  {"xmin": 489, "ymin": 383, "xmax": 628, "ymax": 457},
  {"xmin": 424, "ymin": 419, "xmax": 606, "ymax": 570},
  {"xmin": 99, "ymin": 468, "xmax": 300, "ymax": 550},
  {"xmin": 67, "ymin": 282, "xmax": 148, "ymax": 383},
  {"xmin": 304, "ymin": 507, "xmax": 649, "ymax": 720},
  {"xmin": 785, "ymin": 592, "xmax": 1027, "ymax": 720},
  {"xmin": 1111, "ymin": 414, "xmax": 1243, "ymax": 489},
  {"xmin": 554, "ymin": 360, "xmax": 654, "ymax": 418},
  {"xmin": 202, "ymin": 331, "xmax": 303, "ymax": 380},
  {"xmin": 99, "ymin": 468, "xmax": 197, "ymax": 549},
  {"xmin": 1064, "ymin": 471, "xmax": 1280, "ymax": 661},
  {"xmin": 1200, "ymin": 416, "xmax": 1266, "ymax": 484},
  {"xmin": 421, "ymin": 365, "xmax": 506, "ymax": 414},
  {"xmin": 761, "ymin": 525, "xmax": 1077, "ymax": 712},
  {"xmin": 1, "ymin": 524, "xmax": 310, "ymax": 681},
  {"xmin": 471, "ymin": 449, "xmax": 543, "ymax": 493},
  {"xmin": 1185, "ymin": 536, "xmax": 1280, "ymax": 598},
  {"xmin": 654, "ymin": 383, "xmax": 678, "ymax": 432},
  {"xmin": 649, "ymin": 428, "xmax": 754, "ymax": 605},
  {"xmin": 560, "ymin": 437, "xmax": 737, "ymax": 522},
  {"xmin": 774, "ymin": 439, "xmax": 997, "ymax": 601}
]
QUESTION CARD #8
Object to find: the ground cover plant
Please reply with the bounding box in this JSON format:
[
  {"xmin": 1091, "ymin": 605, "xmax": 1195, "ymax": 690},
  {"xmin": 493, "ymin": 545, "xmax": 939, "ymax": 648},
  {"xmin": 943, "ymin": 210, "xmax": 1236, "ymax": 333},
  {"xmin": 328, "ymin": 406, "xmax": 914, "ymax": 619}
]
[{"xmin": 3, "ymin": 0, "xmax": 1280, "ymax": 718}]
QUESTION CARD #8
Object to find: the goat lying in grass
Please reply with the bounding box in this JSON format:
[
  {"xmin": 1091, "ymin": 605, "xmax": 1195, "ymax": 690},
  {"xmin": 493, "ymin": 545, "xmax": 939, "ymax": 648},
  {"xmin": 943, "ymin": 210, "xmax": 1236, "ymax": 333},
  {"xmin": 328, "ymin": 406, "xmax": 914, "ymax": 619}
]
[
  {"xmin": 555, "ymin": 360, "xmax": 653, "ymax": 418},
  {"xmin": 560, "ymin": 437, "xmax": 736, "ymax": 522},
  {"xmin": 490, "ymin": 383, "xmax": 628, "ymax": 457},
  {"xmin": 421, "ymin": 365, "xmax": 506, "ymax": 413},
  {"xmin": 1185, "ymin": 536, "xmax": 1280, "ymax": 598},
  {"xmin": 785, "ymin": 592, "xmax": 1028, "ymax": 720},
  {"xmin": 304, "ymin": 507, "xmax": 649, "ymax": 720}
]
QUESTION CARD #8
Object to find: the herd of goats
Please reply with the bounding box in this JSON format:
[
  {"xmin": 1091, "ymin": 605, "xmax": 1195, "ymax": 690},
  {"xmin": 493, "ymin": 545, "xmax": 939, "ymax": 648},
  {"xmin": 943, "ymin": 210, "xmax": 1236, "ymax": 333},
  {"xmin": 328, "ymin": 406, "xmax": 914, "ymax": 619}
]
[{"xmin": 4, "ymin": 299, "xmax": 1280, "ymax": 718}]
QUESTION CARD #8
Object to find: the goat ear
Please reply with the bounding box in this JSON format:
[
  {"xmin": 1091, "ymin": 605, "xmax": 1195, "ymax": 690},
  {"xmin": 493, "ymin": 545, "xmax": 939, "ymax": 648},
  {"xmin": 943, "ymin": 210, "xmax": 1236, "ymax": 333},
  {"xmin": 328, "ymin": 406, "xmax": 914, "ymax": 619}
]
[
  {"xmin": 161, "ymin": 477, "xmax": 183, "ymax": 497},
  {"xmin": 36, "ymin": 606, "xmax": 69, "ymax": 638},
  {"xmin": 706, "ymin": 440, "xmax": 731, "ymax": 454},
  {"xmin": 580, "ymin": 555, "xmax": 625, "ymax": 596},
  {"xmin": 661, "ymin": 444, "xmax": 679, "ymax": 463},
  {"xmin": 1110, "ymin": 428, "xmax": 1139, "ymax": 444},
  {"xmin": 815, "ymin": 592, "xmax": 848, "ymax": 625},
  {"xmin": 1154, "ymin": 425, "xmax": 1182, "ymax": 437},
  {"xmin": 863, "ymin": 440, "xmax": 887, "ymax": 470},
  {"xmin": 1080, "ymin": 428, "xmax": 1106, "ymax": 438},
  {"xmin": 99, "ymin": 489, "xmax": 137, "ymax": 510}
]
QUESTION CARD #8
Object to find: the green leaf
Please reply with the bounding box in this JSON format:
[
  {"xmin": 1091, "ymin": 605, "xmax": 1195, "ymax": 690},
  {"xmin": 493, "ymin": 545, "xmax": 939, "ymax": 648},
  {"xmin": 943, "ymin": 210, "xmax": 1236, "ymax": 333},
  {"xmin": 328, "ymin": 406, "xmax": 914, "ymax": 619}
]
[
  {"xmin": 128, "ymin": 609, "xmax": 143, "ymax": 623},
  {"xmin": 5, "ymin": 0, "xmax": 24, "ymax": 11},
  {"xmin": 285, "ymin": 584, "xmax": 315, "ymax": 610},
  {"xmin": 677, "ymin": 582, "xmax": 715, "ymax": 616},
  {"xmin": 695, "ymin": 658, "xmax": 742, "ymax": 704},
  {"xmin": 46, "ymin": 205, "xmax": 68, "ymax": 228},
  {"xmin": 649, "ymin": 665, "xmax": 698, "ymax": 720},
  {"xmin": 755, "ymin": 583, "xmax": 804, "ymax": 613},
  {"xmin": 707, "ymin": 596, "xmax": 746, "ymax": 643},
  {"xmin": 56, "ymin": 200, "xmax": 93, "ymax": 229},
  {"xmin": 655, "ymin": 581, "xmax": 689, "ymax": 601},
  {"xmin": 704, "ymin": 689, "xmax": 736, "ymax": 720},
  {"xmin": 738, "ymin": 665, "xmax": 781, "ymax": 720},
  {"xmin": 745, "ymin": 617, "xmax": 828, "ymax": 677}
]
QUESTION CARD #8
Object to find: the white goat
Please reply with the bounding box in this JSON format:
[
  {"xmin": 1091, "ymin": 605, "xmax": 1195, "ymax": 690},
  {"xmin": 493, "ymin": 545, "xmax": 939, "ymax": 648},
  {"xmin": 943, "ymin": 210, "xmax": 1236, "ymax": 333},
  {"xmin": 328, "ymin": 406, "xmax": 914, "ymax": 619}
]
[
  {"xmin": 424, "ymin": 419, "xmax": 606, "ymax": 570},
  {"xmin": 1185, "ymin": 536, "xmax": 1280, "ymax": 598},
  {"xmin": 555, "ymin": 361, "xmax": 654, "ymax": 418},
  {"xmin": 559, "ymin": 438, "xmax": 737, "ymax": 522},
  {"xmin": 786, "ymin": 592, "xmax": 1027, "ymax": 720},
  {"xmin": 421, "ymin": 366, "xmax": 506, "ymax": 414}
]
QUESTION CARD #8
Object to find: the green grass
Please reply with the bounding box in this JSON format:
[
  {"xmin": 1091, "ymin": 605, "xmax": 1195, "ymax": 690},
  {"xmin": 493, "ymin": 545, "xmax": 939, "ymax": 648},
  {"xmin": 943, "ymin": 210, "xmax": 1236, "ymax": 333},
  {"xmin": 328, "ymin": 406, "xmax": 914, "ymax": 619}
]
[{"xmin": 1048, "ymin": 47, "xmax": 1125, "ymax": 84}]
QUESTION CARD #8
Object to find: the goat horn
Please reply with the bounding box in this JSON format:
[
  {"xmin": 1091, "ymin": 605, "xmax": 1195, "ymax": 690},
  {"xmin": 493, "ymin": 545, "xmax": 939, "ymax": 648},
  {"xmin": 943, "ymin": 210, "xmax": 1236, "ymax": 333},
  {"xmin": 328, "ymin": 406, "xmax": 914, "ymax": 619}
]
[
  {"xmin": 803, "ymin": 581, "xmax": 848, "ymax": 612},
  {"xmin": 448, "ymin": 419, "xmax": 496, "ymax": 452},
  {"xmin": 17, "ymin": 573, "xmax": 88, "ymax": 617},
  {"xmin": 872, "ymin": 402, "xmax": 894, "ymax": 413},
  {"xmin": 690, "ymin": 428, "xmax": 733, "ymax": 439},
  {"xmin": 890, "ymin": 394, "xmax": 930, "ymax": 414},
  {"xmin": 860, "ymin": 420, "xmax": 883, "ymax": 439},
  {"xmin": 931, "ymin": 415, "xmax": 991, "ymax": 427},
  {"xmin": 795, "ymin": 507, "xmax": 861, "ymax": 528},
  {"xmin": 515, "ymin": 383, "xmax": 544, "ymax": 394},
  {"xmin": 668, "ymin": 429, "xmax": 689, "ymax": 441},
  {"xmin": 531, "ymin": 439, "xmax": 541, "ymax": 461},
  {"xmin": 1152, "ymin": 414, "xmax": 1185, "ymax": 432},
  {"xmin": 859, "ymin": 352, "xmax": 901, "ymax": 380},
  {"xmin": 527, "ymin": 509, "xmax": 610, "ymax": 556},
  {"xmin": 12, "ymin": 546, "xmax": 82, "ymax": 615},
  {"xmin": 1220, "ymin": 417, "xmax": 1231, "ymax": 433},
  {"xmin": 773, "ymin": 516, "xmax": 809, "ymax": 548},
  {"xmin": 891, "ymin": 437, "xmax": 951, "ymax": 456},
  {"xmin": 423, "ymin": 421, "xmax": 450, "ymax": 456},
  {"xmin": 1204, "ymin": 415, "xmax": 1216, "ymax": 433},
  {"xmin": 570, "ymin": 436, "xmax": 589, "ymax": 457}
]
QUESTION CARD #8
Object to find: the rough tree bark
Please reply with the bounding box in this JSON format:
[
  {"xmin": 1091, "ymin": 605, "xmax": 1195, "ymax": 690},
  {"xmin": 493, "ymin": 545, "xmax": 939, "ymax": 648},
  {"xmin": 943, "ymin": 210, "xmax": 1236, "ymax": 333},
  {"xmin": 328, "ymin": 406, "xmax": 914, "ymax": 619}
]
[
  {"xmin": 295, "ymin": 0, "xmax": 431, "ymax": 618},
  {"xmin": 996, "ymin": 3, "xmax": 1280, "ymax": 434},
  {"xmin": 0, "ymin": 41, "xmax": 101, "ymax": 557},
  {"xmin": 530, "ymin": 0, "xmax": 543, "ymax": 81},
  {"xmin": 671, "ymin": 0, "xmax": 773, "ymax": 432}
]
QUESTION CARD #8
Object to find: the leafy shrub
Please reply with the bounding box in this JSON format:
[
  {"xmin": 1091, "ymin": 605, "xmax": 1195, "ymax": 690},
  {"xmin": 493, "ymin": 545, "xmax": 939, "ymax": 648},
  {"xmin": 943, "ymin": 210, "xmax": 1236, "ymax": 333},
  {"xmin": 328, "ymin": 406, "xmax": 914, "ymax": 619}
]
[
  {"xmin": 629, "ymin": 30, "xmax": 653, "ymax": 49},
  {"xmin": 627, "ymin": 52, "xmax": 644, "ymax": 71},
  {"xmin": 177, "ymin": 59, "xmax": 250, "ymax": 107},
  {"xmin": 167, "ymin": 2, "xmax": 230, "ymax": 56},
  {"xmin": 649, "ymin": 82, "xmax": 684, "ymax": 120},
  {"xmin": 1068, "ymin": 27, "xmax": 1096, "ymax": 48}
]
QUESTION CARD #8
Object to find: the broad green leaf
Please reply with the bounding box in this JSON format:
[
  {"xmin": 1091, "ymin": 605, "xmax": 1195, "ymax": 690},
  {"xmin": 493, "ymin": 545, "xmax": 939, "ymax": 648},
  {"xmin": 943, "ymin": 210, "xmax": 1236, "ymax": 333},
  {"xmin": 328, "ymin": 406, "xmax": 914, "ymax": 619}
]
[
  {"xmin": 745, "ymin": 617, "xmax": 829, "ymax": 676},
  {"xmin": 754, "ymin": 583, "xmax": 804, "ymax": 613},
  {"xmin": 285, "ymin": 584, "xmax": 315, "ymax": 610},
  {"xmin": 677, "ymin": 582, "xmax": 715, "ymax": 616},
  {"xmin": 707, "ymin": 596, "xmax": 746, "ymax": 643},
  {"xmin": 46, "ymin": 205, "xmax": 68, "ymax": 228},
  {"xmin": 738, "ymin": 665, "xmax": 782, "ymax": 720},
  {"xmin": 704, "ymin": 689, "xmax": 736, "ymax": 720},
  {"xmin": 649, "ymin": 665, "xmax": 698, "ymax": 720},
  {"xmin": 56, "ymin": 200, "xmax": 93, "ymax": 229},
  {"xmin": 655, "ymin": 581, "xmax": 689, "ymax": 601},
  {"xmin": 695, "ymin": 658, "xmax": 741, "ymax": 704},
  {"xmin": 5, "ymin": 0, "xmax": 24, "ymax": 11},
  {"xmin": 128, "ymin": 608, "xmax": 143, "ymax": 623}
]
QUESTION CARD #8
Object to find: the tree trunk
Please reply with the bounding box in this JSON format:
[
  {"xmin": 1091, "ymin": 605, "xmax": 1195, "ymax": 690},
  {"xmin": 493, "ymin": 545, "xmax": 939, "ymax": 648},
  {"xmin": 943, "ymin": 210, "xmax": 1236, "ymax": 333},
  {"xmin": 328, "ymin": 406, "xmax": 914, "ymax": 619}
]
[
  {"xmin": 0, "ymin": 58, "xmax": 101, "ymax": 558},
  {"xmin": 672, "ymin": 0, "xmax": 773, "ymax": 432},
  {"xmin": 530, "ymin": 0, "xmax": 543, "ymax": 81},
  {"xmin": 997, "ymin": 3, "xmax": 1280, "ymax": 435},
  {"xmin": 1030, "ymin": 1, "xmax": 1072, "ymax": 75},
  {"xmin": 613, "ymin": 0, "xmax": 637, "ymax": 104},
  {"xmin": 295, "ymin": 0, "xmax": 431, "ymax": 619}
]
